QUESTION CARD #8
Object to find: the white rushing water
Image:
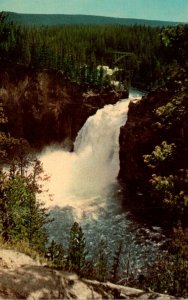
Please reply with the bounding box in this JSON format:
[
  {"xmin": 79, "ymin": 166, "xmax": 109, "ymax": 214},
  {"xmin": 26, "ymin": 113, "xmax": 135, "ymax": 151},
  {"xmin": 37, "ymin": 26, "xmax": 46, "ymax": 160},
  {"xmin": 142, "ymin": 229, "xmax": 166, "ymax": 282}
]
[
  {"xmin": 40, "ymin": 99, "xmax": 130, "ymax": 208},
  {"xmin": 39, "ymin": 90, "xmax": 164, "ymax": 277}
]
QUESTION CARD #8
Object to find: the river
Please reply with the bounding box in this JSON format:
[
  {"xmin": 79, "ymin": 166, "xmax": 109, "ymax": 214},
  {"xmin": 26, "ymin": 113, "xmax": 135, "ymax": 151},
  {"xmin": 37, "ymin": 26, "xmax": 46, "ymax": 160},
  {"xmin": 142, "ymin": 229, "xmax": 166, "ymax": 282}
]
[{"xmin": 39, "ymin": 89, "xmax": 165, "ymax": 278}]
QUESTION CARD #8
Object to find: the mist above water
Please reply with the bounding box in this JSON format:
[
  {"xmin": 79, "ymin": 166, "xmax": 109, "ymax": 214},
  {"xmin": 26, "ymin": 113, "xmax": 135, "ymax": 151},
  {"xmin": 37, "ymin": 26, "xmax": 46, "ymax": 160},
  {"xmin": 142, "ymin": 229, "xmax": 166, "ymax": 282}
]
[
  {"xmin": 39, "ymin": 90, "xmax": 164, "ymax": 274},
  {"xmin": 40, "ymin": 99, "xmax": 130, "ymax": 209}
]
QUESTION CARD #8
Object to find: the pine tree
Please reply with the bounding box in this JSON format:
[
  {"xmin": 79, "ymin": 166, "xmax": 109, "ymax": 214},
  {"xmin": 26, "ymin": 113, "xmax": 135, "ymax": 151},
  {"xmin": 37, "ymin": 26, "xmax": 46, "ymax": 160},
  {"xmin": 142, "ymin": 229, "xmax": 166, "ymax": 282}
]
[
  {"xmin": 46, "ymin": 240, "xmax": 65, "ymax": 268},
  {"xmin": 0, "ymin": 105, "xmax": 50, "ymax": 250},
  {"xmin": 67, "ymin": 222, "xmax": 86, "ymax": 274},
  {"xmin": 94, "ymin": 238, "xmax": 108, "ymax": 282},
  {"xmin": 0, "ymin": 163, "xmax": 50, "ymax": 250}
]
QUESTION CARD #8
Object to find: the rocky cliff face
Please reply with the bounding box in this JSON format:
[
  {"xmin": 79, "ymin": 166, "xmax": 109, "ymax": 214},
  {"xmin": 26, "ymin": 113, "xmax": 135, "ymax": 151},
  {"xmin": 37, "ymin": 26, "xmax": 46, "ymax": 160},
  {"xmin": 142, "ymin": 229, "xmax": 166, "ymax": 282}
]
[
  {"xmin": 118, "ymin": 91, "xmax": 169, "ymax": 187},
  {"xmin": 0, "ymin": 64, "xmax": 127, "ymax": 148},
  {"xmin": 118, "ymin": 87, "xmax": 188, "ymax": 201}
]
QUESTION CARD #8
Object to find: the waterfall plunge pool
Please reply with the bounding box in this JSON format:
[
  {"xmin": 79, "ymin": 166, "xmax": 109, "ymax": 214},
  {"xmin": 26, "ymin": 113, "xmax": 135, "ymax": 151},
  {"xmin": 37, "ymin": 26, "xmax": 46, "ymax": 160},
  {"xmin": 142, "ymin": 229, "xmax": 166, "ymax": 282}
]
[{"xmin": 39, "ymin": 91, "xmax": 166, "ymax": 278}]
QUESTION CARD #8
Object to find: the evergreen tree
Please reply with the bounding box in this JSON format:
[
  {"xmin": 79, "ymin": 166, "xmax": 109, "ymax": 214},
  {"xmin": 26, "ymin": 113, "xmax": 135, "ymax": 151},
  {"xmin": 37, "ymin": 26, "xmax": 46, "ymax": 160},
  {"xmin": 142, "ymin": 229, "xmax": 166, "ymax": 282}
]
[
  {"xmin": 94, "ymin": 238, "xmax": 108, "ymax": 282},
  {"xmin": 0, "ymin": 17, "xmax": 164, "ymax": 88},
  {"xmin": 67, "ymin": 222, "xmax": 86, "ymax": 274},
  {"xmin": 0, "ymin": 174, "xmax": 48, "ymax": 250},
  {"xmin": 0, "ymin": 104, "xmax": 50, "ymax": 251},
  {"xmin": 46, "ymin": 240, "xmax": 65, "ymax": 268}
]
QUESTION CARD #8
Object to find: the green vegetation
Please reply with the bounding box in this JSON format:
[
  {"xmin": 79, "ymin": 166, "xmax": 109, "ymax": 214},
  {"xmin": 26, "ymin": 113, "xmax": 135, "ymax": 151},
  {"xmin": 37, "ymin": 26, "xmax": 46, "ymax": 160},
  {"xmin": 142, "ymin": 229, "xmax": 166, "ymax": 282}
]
[
  {"xmin": 137, "ymin": 225, "xmax": 188, "ymax": 298},
  {"xmin": 0, "ymin": 11, "xmax": 188, "ymax": 297},
  {"xmin": 67, "ymin": 222, "xmax": 86, "ymax": 274},
  {"xmin": 44, "ymin": 222, "xmax": 188, "ymax": 298},
  {"xmin": 45, "ymin": 227, "xmax": 124, "ymax": 283},
  {"xmin": 133, "ymin": 24, "xmax": 188, "ymax": 297},
  {"xmin": 0, "ymin": 102, "xmax": 50, "ymax": 251},
  {"xmin": 143, "ymin": 141, "xmax": 176, "ymax": 170},
  {"xmin": 93, "ymin": 238, "xmax": 109, "ymax": 282},
  {"xmin": 136, "ymin": 24, "xmax": 188, "ymax": 223},
  {"xmin": 0, "ymin": 11, "xmax": 163, "ymax": 89}
]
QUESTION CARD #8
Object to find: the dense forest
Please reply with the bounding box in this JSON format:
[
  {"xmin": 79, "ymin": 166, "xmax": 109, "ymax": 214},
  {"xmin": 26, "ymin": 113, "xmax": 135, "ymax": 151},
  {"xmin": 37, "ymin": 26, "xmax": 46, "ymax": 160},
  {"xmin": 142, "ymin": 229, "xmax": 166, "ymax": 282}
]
[
  {"xmin": 0, "ymin": 12, "xmax": 165, "ymax": 89},
  {"xmin": 0, "ymin": 11, "xmax": 188, "ymax": 297}
]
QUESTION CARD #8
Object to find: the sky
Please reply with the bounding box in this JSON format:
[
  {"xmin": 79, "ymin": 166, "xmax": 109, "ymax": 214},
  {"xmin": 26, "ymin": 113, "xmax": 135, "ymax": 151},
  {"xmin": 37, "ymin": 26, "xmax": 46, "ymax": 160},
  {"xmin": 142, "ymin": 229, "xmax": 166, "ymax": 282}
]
[{"xmin": 0, "ymin": 0, "xmax": 187, "ymax": 22}]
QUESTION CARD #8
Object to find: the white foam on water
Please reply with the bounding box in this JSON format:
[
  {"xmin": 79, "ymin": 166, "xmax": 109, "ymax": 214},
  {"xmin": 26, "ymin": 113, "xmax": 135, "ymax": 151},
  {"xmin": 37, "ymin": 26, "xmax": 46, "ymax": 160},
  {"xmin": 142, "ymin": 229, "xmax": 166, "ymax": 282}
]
[{"xmin": 39, "ymin": 99, "xmax": 130, "ymax": 211}]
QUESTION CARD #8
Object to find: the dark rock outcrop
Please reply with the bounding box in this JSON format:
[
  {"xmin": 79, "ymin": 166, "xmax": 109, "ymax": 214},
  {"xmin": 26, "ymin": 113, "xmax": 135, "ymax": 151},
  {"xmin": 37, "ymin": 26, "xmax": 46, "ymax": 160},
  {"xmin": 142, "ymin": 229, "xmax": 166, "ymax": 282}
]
[
  {"xmin": 0, "ymin": 64, "xmax": 127, "ymax": 148},
  {"xmin": 118, "ymin": 87, "xmax": 188, "ymax": 201},
  {"xmin": 118, "ymin": 91, "xmax": 168, "ymax": 186}
]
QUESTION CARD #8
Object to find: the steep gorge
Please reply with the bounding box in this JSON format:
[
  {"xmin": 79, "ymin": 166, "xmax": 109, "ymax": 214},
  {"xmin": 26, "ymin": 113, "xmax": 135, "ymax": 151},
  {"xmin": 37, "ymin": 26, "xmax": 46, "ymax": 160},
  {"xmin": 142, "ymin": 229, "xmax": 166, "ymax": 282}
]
[{"xmin": 0, "ymin": 64, "xmax": 127, "ymax": 148}]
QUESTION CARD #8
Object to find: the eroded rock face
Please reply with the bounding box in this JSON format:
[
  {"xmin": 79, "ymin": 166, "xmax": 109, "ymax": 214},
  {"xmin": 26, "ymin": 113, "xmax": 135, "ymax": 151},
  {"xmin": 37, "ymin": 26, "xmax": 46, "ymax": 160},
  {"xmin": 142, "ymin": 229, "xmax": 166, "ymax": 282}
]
[
  {"xmin": 118, "ymin": 88, "xmax": 188, "ymax": 197},
  {"xmin": 118, "ymin": 92, "xmax": 167, "ymax": 187},
  {"xmin": 0, "ymin": 64, "xmax": 127, "ymax": 148},
  {"xmin": 0, "ymin": 249, "xmax": 176, "ymax": 299}
]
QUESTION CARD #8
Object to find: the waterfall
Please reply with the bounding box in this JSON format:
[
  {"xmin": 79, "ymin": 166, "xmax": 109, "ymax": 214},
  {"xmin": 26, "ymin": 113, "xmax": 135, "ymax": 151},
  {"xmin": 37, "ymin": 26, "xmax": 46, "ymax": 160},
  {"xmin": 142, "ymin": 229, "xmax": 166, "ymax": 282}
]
[
  {"xmin": 39, "ymin": 90, "xmax": 164, "ymax": 275},
  {"xmin": 40, "ymin": 98, "xmax": 130, "ymax": 207}
]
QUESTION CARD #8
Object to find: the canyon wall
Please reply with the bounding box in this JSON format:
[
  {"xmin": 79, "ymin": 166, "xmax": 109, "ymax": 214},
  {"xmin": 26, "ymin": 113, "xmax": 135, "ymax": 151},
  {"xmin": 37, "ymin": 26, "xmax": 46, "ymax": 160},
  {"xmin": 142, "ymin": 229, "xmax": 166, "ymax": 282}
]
[
  {"xmin": 118, "ymin": 87, "xmax": 188, "ymax": 207},
  {"xmin": 0, "ymin": 64, "xmax": 127, "ymax": 148},
  {"xmin": 118, "ymin": 91, "xmax": 168, "ymax": 187}
]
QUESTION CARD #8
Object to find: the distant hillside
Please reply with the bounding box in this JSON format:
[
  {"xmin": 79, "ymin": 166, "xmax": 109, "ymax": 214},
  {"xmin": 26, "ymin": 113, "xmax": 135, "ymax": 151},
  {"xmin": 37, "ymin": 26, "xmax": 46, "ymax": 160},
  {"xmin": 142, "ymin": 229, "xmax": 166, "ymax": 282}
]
[{"xmin": 5, "ymin": 11, "xmax": 184, "ymax": 27}]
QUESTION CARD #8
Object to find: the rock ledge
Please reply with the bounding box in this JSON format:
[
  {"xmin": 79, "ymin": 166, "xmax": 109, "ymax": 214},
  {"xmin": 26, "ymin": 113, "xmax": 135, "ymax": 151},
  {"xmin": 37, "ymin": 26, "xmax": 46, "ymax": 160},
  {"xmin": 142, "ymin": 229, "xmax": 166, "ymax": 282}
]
[{"xmin": 0, "ymin": 249, "xmax": 179, "ymax": 299}]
